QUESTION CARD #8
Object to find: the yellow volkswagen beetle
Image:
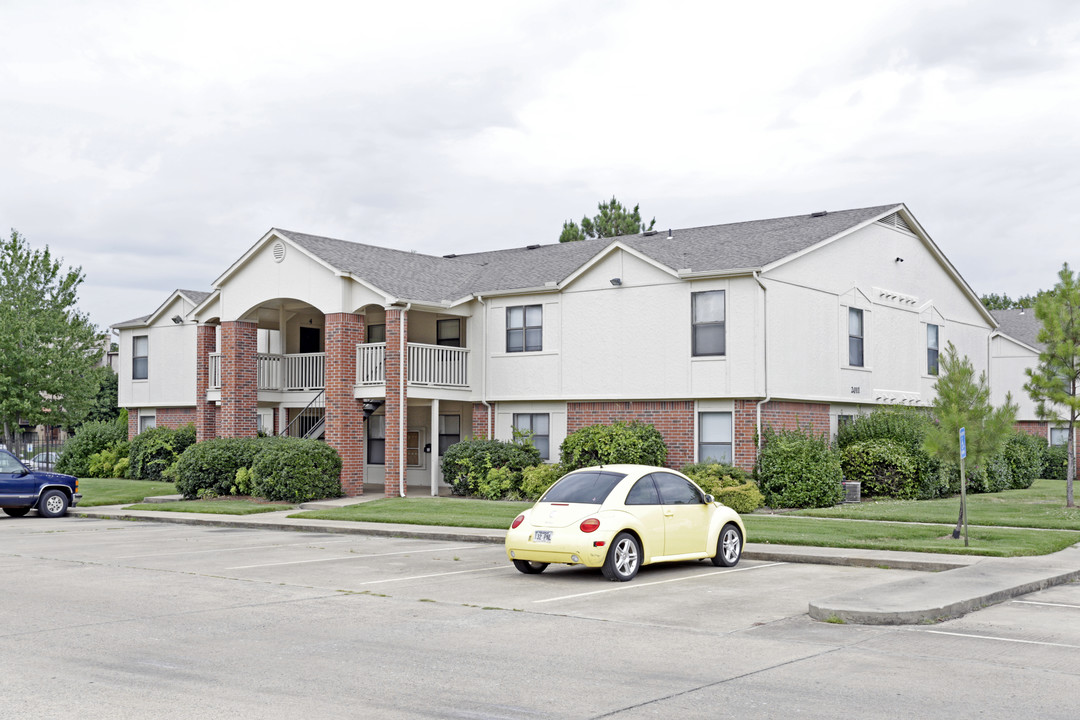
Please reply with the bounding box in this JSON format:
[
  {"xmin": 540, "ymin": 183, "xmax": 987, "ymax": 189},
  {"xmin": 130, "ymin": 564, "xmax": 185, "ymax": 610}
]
[{"xmin": 505, "ymin": 464, "xmax": 746, "ymax": 581}]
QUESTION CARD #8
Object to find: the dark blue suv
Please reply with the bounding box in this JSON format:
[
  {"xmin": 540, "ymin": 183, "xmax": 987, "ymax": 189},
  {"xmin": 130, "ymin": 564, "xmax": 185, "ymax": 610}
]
[{"xmin": 0, "ymin": 448, "xmax": 81, "ymax": 518}]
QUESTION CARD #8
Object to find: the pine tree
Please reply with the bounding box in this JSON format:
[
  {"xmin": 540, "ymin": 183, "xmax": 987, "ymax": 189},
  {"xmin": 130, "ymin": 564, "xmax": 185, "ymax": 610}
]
[{"xmin": 559, "ymin": 196, "xmax": 656, "ymax": 242}]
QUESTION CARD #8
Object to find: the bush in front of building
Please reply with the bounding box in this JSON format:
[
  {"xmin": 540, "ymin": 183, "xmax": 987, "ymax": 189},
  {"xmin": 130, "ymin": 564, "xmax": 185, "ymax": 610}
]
[
  {"xmin": 55, "ymin": 415, "xmax": 129, "ymax": 477},
  {"xmin": 1001, "ymin": 432, "xmax": 1044, "ymax": 489},
  {"xmin": 1042, "ymin": 444, "xmax": 1069, "ymax": 480},
  {"xmin": 441, "ymin": 439, "xmax": 542, "ymax": 497},
  {"xmin": 715, "ymin": 482, "xmax": 765, "ymax": 514},
  {"xmin": 681, "ymin": 462, "xmax": 750, "ymax": 493},
  {"xmin": 755, "ymin": 427, "xmax": 844, "ymax": 509},
  {"xmin": 839, "ymin": 439, "xmax": 922, "ymax": 499},
  {"xmin": 836, "ymin": 407, "xmax": 945, "ymax": 499},
  {"xmin": 128, "ymin": 424, "xmax": 197, "ymax": 481},
  {"xmin": 168, "ymin": 437, "xmax": 268, "ymax": 499},
  {"xmin": 250, "ymin": 437, "xmax": 343, "ymax": 503},
  {"xmin": 559, "ymin": 421, "xmax": 667, "ymax": 472},
  {"xmin": 86, "ymin": 441, "xmax": 131, "ymax": 479},
  {"xmin": 520, "ymin": 463, "xmax": 561, "ymax": 500}
]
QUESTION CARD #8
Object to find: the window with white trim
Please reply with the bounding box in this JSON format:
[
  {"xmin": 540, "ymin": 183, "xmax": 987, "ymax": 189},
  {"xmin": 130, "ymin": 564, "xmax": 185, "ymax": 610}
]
[
  {"xmin": 927, "ymin": 324, "xmax": 939, "ymax": 376},
  {"xmin": 138, "ymin": 409, "xmax": 156, "ymax": 433},
  {"xmin": 438, "ymin": 415, "xmax": 460, "ymax": 455},
  {"xmin": 506, "ymin": 305, "xmax": 542, "ymax": 352},
  {"xmin": 367, "ymin": 324, "xmax": 386, "ymax": 343},
  {"xmin": 367, "ymin": 415, "xmax": 385, "ymax": 464},
  {"xmin": 133, "ymin": 335, "xmax": 149, "ymax": 379},
  {"xmin": 698, "ymin": 412, "xmax": 733, "ymax": 464},
  {"xmin": 1050, "ymin": 427, "xmax": 1070, "ymax": 447},
  {"xmin": 848, "ymin": 308, "xmax": 864, "ymax": 367},
  {"xmin": 692, "ymin": 291, "xmax": 725, "ymax": 356},
  {"xmin": 513, "ymin": 413, "xmax": 550, "ymax": 459},
  {"xmin": 437, "ymin": 319, "xmax": 461, "ymax": 347}
]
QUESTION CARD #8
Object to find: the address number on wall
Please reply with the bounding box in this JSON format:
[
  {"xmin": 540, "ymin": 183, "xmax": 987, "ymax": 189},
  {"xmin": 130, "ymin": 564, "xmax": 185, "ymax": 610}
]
[{"xmin": 850, "ymin": 386, "xmax": 861, "ymax": 395}]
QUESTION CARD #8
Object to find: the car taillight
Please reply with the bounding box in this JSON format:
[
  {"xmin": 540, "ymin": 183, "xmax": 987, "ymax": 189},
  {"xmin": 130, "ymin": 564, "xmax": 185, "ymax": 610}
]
[
  {"xmin": 511, "ymin": 514, "xmax": 525, "ymax": 529},
  {"xmin": 579, "ymin": 518, "xmax": 600, "ymax": 533}
]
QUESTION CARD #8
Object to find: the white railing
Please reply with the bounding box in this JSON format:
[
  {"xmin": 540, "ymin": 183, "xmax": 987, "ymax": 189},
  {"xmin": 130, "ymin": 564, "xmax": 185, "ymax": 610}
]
[
  {"xmin": 285, "ymin": 352, "xmax": 325, "ymax": 390},
  {"xmin": 355, "ymin": 342, "xmax": 469, "ymax": 388},
  {"xmin": 209, "ymin": 353, "xmax": 221, "ymax": 389},
  {"xmin": 258, "ymin": 353, "xmax": 282, "ymax": 390}
]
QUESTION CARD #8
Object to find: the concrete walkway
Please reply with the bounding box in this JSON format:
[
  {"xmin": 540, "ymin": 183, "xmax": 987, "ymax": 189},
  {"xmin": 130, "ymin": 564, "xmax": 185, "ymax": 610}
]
[{"xmin": 74, "ymin": 500, "xmax": 1080, "ymax": 625}]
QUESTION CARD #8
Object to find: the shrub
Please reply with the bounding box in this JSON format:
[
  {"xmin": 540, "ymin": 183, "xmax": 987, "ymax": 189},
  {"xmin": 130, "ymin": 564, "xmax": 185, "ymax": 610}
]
[
  {"xmin": 755, "ymin": 427, "xmax": 843, "ymax": 509},
  {"xmin": 86, "ymin": 441, "xmax": 131, "ymax": 478},
  {"xmin": 169, "ymin": 437, "xmax": 267, "ymax": 499},
  {"xmin": 441, "ymin": 439, "xmax": 542, "ymax": 496},
  {"xmin": 477, "ymin": 466, "xmax": 518, "ymax": 501},
  {"xmin": 559, "ymin": 421, "xmax": 667, "ymax": 471},
  {"xmin": 840, "ymin": 439, "xmax": 920, "ymax": 499},
  {"xmin": 232, "ymin": 466, "xmax": 254, "ymax": 496},
  {"xmin": 129, "ymin": 424, "xmax": 196, "ymax": 481},
  {"xmin": 250, "ymin": 437, "xmax": 343, "ymax": 503},
  {"xmin": 939, "ymin": 456, "xmax": 1013, "ymax": 495},
  {"xmin": 521, "ymin": 464, "xmax": 561, "ymax": 500},
  {"xmin": 682, "ymin": 462, "xmax": 750, "ymax": 497},
  {"xmin": 1001, "ymin": 432, "xmax": 1045, "ymax": 489},
  {"xmin": 55, "ymin": 418, "xmax": 128, "ymax": 477},
  {"xmin": 113, "ymin": 456, "xmax": 130, "ymax": 478},
  {"xmin": 716, "ymin": 482, "xmax": 765, "ymax": 514},
  {"xmin": 1043, "ymin": 444, "xmax": 1069, "ymax": 480},
  {"xmin": 837, "ymin": 407, "xmax": 945, "ymax": 499}
]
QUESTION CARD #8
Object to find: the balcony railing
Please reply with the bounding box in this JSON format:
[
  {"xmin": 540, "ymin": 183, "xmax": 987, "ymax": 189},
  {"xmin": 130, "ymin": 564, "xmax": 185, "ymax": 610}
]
[
  {"xmin": 208, "ymin": 352, "xmax": 326, "ymax": 391},
  {"xmin": 356, "ymin": 342, "xmax": 469, "ymax": 388},
  {"xmin": 209, "ymin": 353, "xmax": 221, "ymax": 389}
]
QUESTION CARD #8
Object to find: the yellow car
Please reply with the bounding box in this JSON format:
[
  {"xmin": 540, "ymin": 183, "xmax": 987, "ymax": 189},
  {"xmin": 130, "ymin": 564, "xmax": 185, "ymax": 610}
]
[{"xmin": 505, "ymin": 464, "xmax": 746, "ymax": 581}]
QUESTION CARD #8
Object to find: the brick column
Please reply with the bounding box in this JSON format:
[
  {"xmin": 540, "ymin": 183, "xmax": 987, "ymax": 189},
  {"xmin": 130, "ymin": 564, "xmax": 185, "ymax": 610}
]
[
  {"xmin": 325, "ymin": 312, "xmax": 365, "ymax": 496},
  {"xmin": 127, "ymin": 408, "xmax": 139, "ymax": 440},
  {"xmin": 471, "ymin": 403, "xmax": 491, "ymax": 440},
  {"xmin": 196, "ymin": 324, "xmax": 217, "ymax": 442},
  {"xmin": 384, "ymin": 307, "xmax": 408, "ymax": 496},
  {"xmin": 220, "ymin": 321, "xmax": 258, "ymax": 438}
]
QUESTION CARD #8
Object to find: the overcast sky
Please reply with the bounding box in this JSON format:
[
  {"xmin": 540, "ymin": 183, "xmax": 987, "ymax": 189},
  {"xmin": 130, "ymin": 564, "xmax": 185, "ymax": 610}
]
[{"xmin": 2, "ymin": 0, "xmax": 1078, "ymax": 332}]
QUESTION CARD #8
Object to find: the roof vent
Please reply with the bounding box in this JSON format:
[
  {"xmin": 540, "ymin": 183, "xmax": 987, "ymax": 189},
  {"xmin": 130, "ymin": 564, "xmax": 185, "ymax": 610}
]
[
  {"xmin": 666, "ymin": 228, "xmax": 673, "ymax": 239},
  {"xmin": 810, "ymin": 211, "xmax": 828, "ymax": 218},
  {"xmin": 643, "ymin": 230, "xmax": 658, "ymax": 237},
  {"xmin": 272, "ymin": 241, "xmax": 286, "ymax": 263},
  {"xmin": 443, "ymin": 253, "xmax": 457, "ymax": 259},
  {"xmin": 877, "ymin": 211, "xmax": 916, "ymax": 236},
  {"xmin": 526, "ymin": 244, "xmax": 541, "ymax": 250}
]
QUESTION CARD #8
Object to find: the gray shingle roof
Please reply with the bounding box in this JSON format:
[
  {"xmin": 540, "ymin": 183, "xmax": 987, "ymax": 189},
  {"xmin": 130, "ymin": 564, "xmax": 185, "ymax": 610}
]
[
  {"xmin": 991, "ymin": 309, "xmax": 1044, "ymax": 350},
  {"xmin": 178, "ymin": 289, "xmax": 212, "ymax": 306},
  {"xmin": 279, "ymin": 204, "xmax": 901, "ymax": 303}
]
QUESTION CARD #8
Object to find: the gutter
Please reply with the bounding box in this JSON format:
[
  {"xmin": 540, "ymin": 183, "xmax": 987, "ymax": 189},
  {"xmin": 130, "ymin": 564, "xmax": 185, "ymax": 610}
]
[
  {"xmin": 753, "ymin": 272, "xmax": 770, "ymax": 453},
  {"xmin": 476, "ymin": 295, "xmax": 493, "ymax": 439},
  {"xmin": 399, "ymin": 303, "xmax": 411, "ymax": 497}
]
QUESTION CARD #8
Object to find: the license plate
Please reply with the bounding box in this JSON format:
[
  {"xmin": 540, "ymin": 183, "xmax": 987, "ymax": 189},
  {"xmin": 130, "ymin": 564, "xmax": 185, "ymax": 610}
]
[{"xmin": 533, "ymin": 530, "xmax": 552, "ymax": 543}]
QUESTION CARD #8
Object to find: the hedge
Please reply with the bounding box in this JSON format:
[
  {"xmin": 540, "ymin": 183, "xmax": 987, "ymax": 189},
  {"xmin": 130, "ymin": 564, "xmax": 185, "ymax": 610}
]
[
  {"xmin": 840, "ymin": 439, "xmax": 921, "ymax": 500},
  {"xmin": 715, "ymin": 482, "xmax": 765, "ymax": 514},
  {"xmin": 250, "ymin": 437, "xmax": 343, "ymax": 503},
  {"xmin": 559, "ymin": 421, "xmax": 667, "ymax": 471},
  {"xmin": 1001, "ymin": 432, "xmax": 1045, "ymax": 489},
  {"xmin": 168, "ymin": 437, "xmax": 268, "ymax": 499},
  {"xmin": 755, "ymin": 427, "xmax": 843, "ymax": 509},
  {"xmin": 1043, "ymin": 444, "xmax": 1069, "ymax": 480},
  {"xmin": 55, "ymin": 418, "xmax": 128, "ymax": 477},
  {"xmin": 129, "ymin": 424, "xmax": 196, "ymax": 481},
  {"xmin": 440, "ymin": 439, "xmax": 542, "ymax": 497}
]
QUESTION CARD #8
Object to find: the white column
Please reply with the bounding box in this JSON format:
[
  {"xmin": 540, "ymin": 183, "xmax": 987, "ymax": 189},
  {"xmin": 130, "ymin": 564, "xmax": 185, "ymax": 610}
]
[{"xmin": 430, "ymin": 398, "xmax": 440, "ymax": 496}]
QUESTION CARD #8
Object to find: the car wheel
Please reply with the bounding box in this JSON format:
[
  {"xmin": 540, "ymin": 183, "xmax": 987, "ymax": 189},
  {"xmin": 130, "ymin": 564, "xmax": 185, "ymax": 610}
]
[
  {"xmin": 3, "ymin": 507, "xmax": 30, "ymax": 518},
  {"xmin": 602, "ymin": 532, "xmax": 641, "ymax": 582},
  {"xmin": 37, "ymin": 490, "xmax": 69, "ymax": 518},
  {"xmin": 512, "ymin": 560, "xmax": 549, "ymax": 575},
  {"xmin": 712, "ymin": 523, "xmax": 742, "ymax": 567}
]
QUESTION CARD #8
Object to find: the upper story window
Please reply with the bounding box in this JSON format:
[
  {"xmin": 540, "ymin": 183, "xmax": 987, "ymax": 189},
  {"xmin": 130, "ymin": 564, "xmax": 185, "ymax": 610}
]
[
  {"xmin": 513, "ymin": 413, "xmax": 550, "ymax": 459},
  {"xmin": 367, "ymin": 324, "xmax": 386, "ymax": 343},
  {"xmin": 848, "ymin": 308, "xmax": 864, "ymax": 367},
  {"xmin": 507, "ymin": 305, "xmax": 542, "ymax": 353},
  {"xmin": 437, "ymin": 318, "xmax": 461, "ymax": 347},
  {"xmin": 927, "ymin": 324, "xmax": 939, "ymax": 376},
  {"xmin": 692, "ymin": 290, "xmax": 725, "ymax": 356},
  {"xmin": 133, "ymin": 335, "xmax": 149, "ymax": 380}
]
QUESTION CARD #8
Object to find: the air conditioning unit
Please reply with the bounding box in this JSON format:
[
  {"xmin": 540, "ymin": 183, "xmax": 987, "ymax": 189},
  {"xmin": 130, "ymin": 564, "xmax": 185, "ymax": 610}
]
[{"xmin": 841, "ymin": 481, "xmax": 861, "ymax": 503}]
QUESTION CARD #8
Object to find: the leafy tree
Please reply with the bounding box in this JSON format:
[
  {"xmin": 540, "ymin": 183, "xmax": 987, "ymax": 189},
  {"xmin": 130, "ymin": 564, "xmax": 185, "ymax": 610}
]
[
  {"xmin": 559, "ymin": 196, "xmax": 656, "ymax": 243},
  {"xmin": 1024, "ymin": 263, "xmax": 1080, "ymax": 507},
  {"xmin": 83, "ymin": 365, "xmax": 120, "ymax": 424},
  {"xmin": 0, "ymin": 230, "xmax": 102, "ymax": 446},
  {"xmin": 980, "ymin": 290, "xmax": 1050, "ymax": 311}
]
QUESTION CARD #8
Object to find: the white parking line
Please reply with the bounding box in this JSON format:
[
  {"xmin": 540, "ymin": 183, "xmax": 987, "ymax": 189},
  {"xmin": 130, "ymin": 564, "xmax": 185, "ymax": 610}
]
[
  {"xmin": 1013, "ymin": 600, "xmax": 1080, "ymax": 610},
  {"xmin": 533, "ymin": 562, "xmax": 787, "ymax": 604},
  {"xmin": 116, "ymin": 538, "xmax": 356, "ymax": 559},
  {"xmin": 227, "ymin": 545, "xmax": 480, "ymax": 570},
  {"xmin": 919, "ymin": 629, "xmax": 1080, "ymax": 649},
  {"xmin": 358, "ymin": 566, "xmax": 510, "ymax": 585}
]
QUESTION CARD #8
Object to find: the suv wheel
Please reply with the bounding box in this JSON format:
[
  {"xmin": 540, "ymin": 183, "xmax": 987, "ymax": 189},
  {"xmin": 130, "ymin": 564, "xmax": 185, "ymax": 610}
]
[
  {"xmin": 3, "ymin": 507, "xmax": 30, "ymax": 518},
  {"xmin": 38, "ymin": 490, "xmax": 70, "ymax": 518}
]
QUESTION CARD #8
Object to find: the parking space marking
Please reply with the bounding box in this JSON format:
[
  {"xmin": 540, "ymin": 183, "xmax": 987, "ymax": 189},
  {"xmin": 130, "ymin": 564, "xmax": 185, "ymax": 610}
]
[
  {"xmin": 115, "ymin": 538, "xmax": 356, "ymax": 559},
  {"xmin": 227, "ymin": 544, "xmax": 481, "ymax": 569},
  {"xmin": 1013, "ymin": 600, "xmax": 1080, "ymax": 610},
  {"xmin": 533, "ymin": 562, "xmax": 786, "ymax": 604},
  {"xmin": 919, "ymin": 629, "xmax": 1080, "ymax": 649},
  {"xmin": 357, "ymin": 566, "xmax": 511, "ymax": 585}
]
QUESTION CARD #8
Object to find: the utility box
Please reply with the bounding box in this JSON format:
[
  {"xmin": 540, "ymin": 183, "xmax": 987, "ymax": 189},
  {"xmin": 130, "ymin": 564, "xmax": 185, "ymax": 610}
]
[{"xmin": 841, "ymin": 481, "xmax": 861, "ymax": 503}]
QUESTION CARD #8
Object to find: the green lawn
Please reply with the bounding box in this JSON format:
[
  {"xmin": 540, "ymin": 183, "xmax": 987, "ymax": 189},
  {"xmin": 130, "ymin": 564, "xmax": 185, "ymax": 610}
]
[
  {"xmin": 123, "ymin": 499, "xmax": 294, "ymax": 515},
  {"xmin": 787, "ymin": 479, "xmax": 1080, "ymax": 530},
  {"xmin": 77, "ymin": 478, "xmax": 178, "ymax": 506},
  {"xmin": 290, "ymin": 497, "xmax": 531, "ymax": 528},
  {"xmin": 743, "ymin": 515, "xmax": 1079, "ymax": 557}
]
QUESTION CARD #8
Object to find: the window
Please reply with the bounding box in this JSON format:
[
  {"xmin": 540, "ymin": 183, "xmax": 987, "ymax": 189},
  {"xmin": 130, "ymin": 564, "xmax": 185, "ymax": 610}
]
[
  {"xmin": 406, "ymin": 431, "xmax": 421, "ymax": 467},
  {"xmin": 438, "ymin": 415, "xmax": 460, "ymax": 455},
  {"xmin": 652, "ymin": 472, "xmax": 704, "ymax": 505},
  {"xmin": 437, "ymin": 319, "xmax": 461, "ymax": 347},
  {"xmin": 540, "ymin": 471, "xmax": 626, "ymax": 504},
  {"xmin": 506, "ymin": 305, "xmax": 542, "ymax": 352},
  {"xmin": 367, "ymin": 324, "xmax": 386, "ymax": 343},
  {"xmin": 138, "ymin": 410, "xmax": 156, "ymax": 433},
  {"xmin": 367, "ymin": 415, "xmax": 385, "ymax": 464},
  {"xmin": 848, "ymin": 308, "xmax": 864, "ymax": 367},
  {"xmin": 692, "ymin": 290, "xmax": 725, "ymax": 356},
  {"xmin": 1050, "ymin": 428, "xmax": 1070, "ymax": 447},
  {"xmin": 625, "ymin": 475, "xmax": 660, "ymax": 505},
  {"xmin": 698, "ymin": 412, "xmax": 732, "ymax": 464},
  {"xmin": 133, "ymin": 335, "xmax": 149, "ymax": 379},
  {"xmin": 837, "ymin": 414, "xmax": 855, "ymax": 431},
  {"xmin": 927, "ymin": 324, "xmax": 939, "ymax": 376},
  {"xmin": 513, "ymin": 413, "xmax": 549, "ymax": 459}
]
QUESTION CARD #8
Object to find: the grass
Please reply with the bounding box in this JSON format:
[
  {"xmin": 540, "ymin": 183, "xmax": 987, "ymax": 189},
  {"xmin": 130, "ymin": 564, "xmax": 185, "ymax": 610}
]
[
  {"xmin": 743, "ymin": 515, "xmax": 1080, "ymax": 557},
  {"xmin": 786, "ymin": 479, "xmax": 1080, "ymax": 530},
  {"xmin": 77, "ymin": 478, "xmax": 178, "ymax": 506},
  {"xmin": 123, "ymin": 499, "xmax": 294, "ymax": 515},
  {"xmin": 289, "ymin": 497, "xmax": 531, "ymax": 528}
]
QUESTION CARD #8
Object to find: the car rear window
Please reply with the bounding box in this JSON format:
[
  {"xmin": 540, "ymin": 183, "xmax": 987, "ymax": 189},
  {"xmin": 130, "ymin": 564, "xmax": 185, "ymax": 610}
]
[{"xmin": 540, "ymin": 471, "xmax": 627, "ymax": 504}]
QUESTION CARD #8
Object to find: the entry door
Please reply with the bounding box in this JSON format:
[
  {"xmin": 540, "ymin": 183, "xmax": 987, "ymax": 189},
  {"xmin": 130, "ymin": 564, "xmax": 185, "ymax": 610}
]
[
  {"xmin": 651, "ymin": 472, "xmax": 710, "ymax": 556},
  {"xmin": 299, "ymin": 326, "xmax": 321, "ymax": 354}
]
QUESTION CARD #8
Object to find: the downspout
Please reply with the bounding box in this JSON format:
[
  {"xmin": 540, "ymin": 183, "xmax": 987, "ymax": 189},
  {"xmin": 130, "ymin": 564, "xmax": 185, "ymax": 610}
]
[
  {"xmin": 754, "ymin": 272, "xmax": 770, "ymax": 456},
  {"xmin": 476, "ymin": 295, "xmax": 493, "ymax": 439},
  {"xmin": 400, "ymin": 302, "xmax": 411, "ymax": 497}
]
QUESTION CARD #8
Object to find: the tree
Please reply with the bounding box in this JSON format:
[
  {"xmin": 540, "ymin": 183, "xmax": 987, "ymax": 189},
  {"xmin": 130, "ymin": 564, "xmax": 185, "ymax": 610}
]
[
  {"xmin": 980, "ymin": 290, "xmax": 1050, "ymax": 311},
  {"xmin": 83, "ymin": 365, "xmax": 120, "ymax": 424},
  {"xmin": 1024, "ymin": 263, "xmax": 1080, "ymax": 508},
  {"xmin": 559, "ymin": 196, "xmax": 656, "ymax": 242},
  {"xmin": 0, "ymin": 230, "xmax": 103, "ymax": 446},
  {"xmin": 924, "ymin": 342, "xmax": 1018, "ymax": 534}
]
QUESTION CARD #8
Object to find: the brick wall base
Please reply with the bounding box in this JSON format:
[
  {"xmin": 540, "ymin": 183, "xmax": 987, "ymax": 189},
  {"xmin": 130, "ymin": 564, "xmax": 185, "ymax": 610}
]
[
  {"xmin": 733, "ymin": 400, "xmax": 831, "ymax": 472},
  {"xmin": 567, "ymin": 401, "xmax": 695, "ymax": 469},
  {"xmin": 472, "ymin": 403, "xmax": 491, "ymax": 440},
  {"xmin": 157, "ymin": 407, "xmax": 196, "ymax": 429}
]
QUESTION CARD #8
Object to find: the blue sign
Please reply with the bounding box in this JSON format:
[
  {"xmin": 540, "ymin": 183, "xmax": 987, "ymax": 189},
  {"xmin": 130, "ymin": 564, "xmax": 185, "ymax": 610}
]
[{"xmin": 960, "ymin": 427, "xmax": 967, "ymax": 459}]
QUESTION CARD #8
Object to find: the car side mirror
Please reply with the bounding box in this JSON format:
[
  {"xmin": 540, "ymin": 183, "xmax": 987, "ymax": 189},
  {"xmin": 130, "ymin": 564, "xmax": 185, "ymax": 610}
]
[{"xmin": 704, "ymin": 494, "xmax": 714, "ymax": 504}]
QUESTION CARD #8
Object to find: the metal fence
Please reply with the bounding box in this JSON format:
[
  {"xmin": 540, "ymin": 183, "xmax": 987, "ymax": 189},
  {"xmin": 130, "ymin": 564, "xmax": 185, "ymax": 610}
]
[{"xmin": 1, "ymin": 429, "xmax": 67, "ymax": 470}]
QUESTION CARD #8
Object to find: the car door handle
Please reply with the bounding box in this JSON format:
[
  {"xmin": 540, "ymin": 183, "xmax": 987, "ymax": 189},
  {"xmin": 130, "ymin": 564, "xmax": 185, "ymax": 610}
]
[{"xmin": 664, "ymin": 511, "xmax": 674, "ymax": 517}]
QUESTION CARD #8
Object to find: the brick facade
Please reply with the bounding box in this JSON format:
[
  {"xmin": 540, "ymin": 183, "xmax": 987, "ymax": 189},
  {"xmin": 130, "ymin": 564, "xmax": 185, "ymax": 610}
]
[
  {"xmin": 220, "ymin": 321, "xmax": 258, "ymax": 438},
  {"xmin": 325, "ymin": 312, "xmax": 365, "ymax": 496},
  {"xmin": 157, "ymin": 407, "xmax": 196, "ymax": 428},
  {"xmin": 1014, "ymin": 421, "xmax": 1048, "ymax": 439},
  {"xmin": 567, "ymin": 401, "xmax": 695, "ymax": 469},
  {"xmin": 126, "ymin": 408, "xmax": 138, "ymax": 440},
  {"xmin": 196, "ymin": 324, "xmax": 217, "ymax": 442},
  {"xmin": 733, "ymin": 399, "xmax": 831, "ymax": 471},
  {"xmin": 472, "ymin": 402, "xmax": 491, "ymax": 440},
  {"xmin": 384, "ymin": 308, "xmax": 407, "ymax": 496}
]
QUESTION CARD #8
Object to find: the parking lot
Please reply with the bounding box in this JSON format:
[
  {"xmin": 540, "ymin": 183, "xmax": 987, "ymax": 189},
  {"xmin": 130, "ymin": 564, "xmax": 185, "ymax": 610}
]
[{"xmin": 4, "ymin": 516, "xmax": 1079, "ymax": 718}]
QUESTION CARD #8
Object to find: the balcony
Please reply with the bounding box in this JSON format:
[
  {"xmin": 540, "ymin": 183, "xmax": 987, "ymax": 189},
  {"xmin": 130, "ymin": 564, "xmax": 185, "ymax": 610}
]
[
  {"xmin": 208, "ymin": 352, "xmax": 326, "ymax": 391},
  {"xmin": 357, "ymin": 342, "xmax": 469, "ymax": 388}
]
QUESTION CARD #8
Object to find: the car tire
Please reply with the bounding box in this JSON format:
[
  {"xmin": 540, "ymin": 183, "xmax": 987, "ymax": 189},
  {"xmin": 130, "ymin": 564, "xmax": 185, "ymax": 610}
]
[
  {"xmin": 37, "ymin": 490, "xmax": 69, "ymax": 518},
  {"xmin": 602, "ymin": 532, "xmax": 641, "ymax": 582},
  {"xmin": 3, "ymin": 507, "xmax": 30, "ymax": 518},
  {"xmin": 512, "ymin": 560, "xmax": 549, "ymax": 575},
  {"xmin": 711, "ymin": 523, "xmax": 742, "ymax": 567}
]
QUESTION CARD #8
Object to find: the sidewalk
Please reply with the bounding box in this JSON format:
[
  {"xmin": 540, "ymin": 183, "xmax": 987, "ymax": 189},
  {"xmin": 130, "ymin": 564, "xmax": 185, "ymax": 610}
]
[{"xmin": 75, "ymin": 500, "xmax": 1080, "ymax": 625}]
